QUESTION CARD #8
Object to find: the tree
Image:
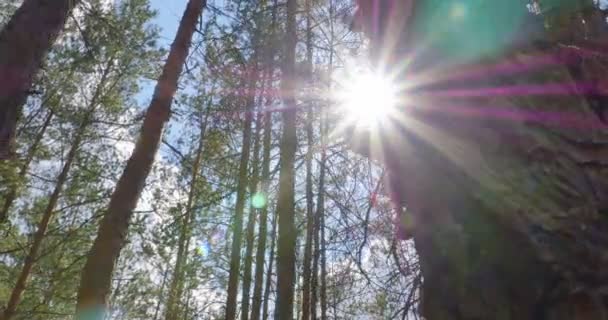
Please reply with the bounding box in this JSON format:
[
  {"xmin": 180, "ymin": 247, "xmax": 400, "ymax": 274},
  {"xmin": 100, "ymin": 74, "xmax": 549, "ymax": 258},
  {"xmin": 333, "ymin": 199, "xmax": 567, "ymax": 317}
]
[
  {"xmin": 0, "ymin": 0, "xmax": 81, "ymax": 158},
  {"xmin": 300, "ymin": 0, "xmax": 315, "ymax": 317},
  {"xmin": 351, "ymin": 1, "xmax": 608, "ymax": 319},
  {"xmin": 164, "ymin": 106, "xmax": 209, "ymax": 320},
  {"xmin": 74, "ymin": 1, "xmax": 206, "ymax": 318},
  {"xmin": 224, "ymin": 64, "xmax": 258, "ymax": 320},
  {"xmin": 274, "ymin": 0, "xmax": 298, "ymax": 317}
]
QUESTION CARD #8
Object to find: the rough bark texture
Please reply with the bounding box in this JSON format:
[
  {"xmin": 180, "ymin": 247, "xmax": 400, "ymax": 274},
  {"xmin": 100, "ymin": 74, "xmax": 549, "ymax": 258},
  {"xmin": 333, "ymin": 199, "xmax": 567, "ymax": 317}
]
[
  {"xmin": 274, "ymin": 0, "xmax": 298, "ymax": 316},
  {"xmin": 0, "ymin": 0, "xmax": 80, "ymax": 158},
  {"xmin": 350, "ymin": 1, "xmax": 608, "ymax": 319},
  {"xmin": 74, "ymin": 1, "xmax": 205, "ymax": 318}
]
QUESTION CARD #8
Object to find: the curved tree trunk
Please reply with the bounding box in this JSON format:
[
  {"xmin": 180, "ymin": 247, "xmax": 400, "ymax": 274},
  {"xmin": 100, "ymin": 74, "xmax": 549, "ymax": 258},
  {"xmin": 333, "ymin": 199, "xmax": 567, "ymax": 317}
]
[
  {"xmin": 0, "ymin": 0, "xmax": 80, "ymax": 158},
  {"xmin": 74, "ymin": 1, "xmax": 205, "ymax": 318}
]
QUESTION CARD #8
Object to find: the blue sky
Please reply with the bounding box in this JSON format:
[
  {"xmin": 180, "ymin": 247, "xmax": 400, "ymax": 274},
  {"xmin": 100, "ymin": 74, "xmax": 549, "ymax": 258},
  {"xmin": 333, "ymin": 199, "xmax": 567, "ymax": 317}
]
[
  {"xmin": 135, "ymin": 1, "xmax": 187, "ymax": 105},
  {"xmin": 150, "ymin": 0, "xmax": 186, "ymax": 42}
]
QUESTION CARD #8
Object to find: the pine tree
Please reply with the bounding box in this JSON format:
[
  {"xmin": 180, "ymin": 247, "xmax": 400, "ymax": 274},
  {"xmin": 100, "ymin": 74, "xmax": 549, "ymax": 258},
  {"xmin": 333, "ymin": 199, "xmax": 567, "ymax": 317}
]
[{"xmin": 74, "ymin": 1, "xmax": 206, "ymax": 318}]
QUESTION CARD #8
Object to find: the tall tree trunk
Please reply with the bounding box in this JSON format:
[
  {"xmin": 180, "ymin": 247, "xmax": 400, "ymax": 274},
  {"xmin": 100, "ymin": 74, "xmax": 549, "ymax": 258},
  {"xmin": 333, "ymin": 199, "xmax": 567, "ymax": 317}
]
[
  {"xmin": 0, "ymin": 108, "xmax": 53, "ymax": 223},
  {"xmin": 312, "ymin": 3, "xmax": 333, "ymax": 316},
  {"xmin": 274, "ymin": 0, "xmax": 298, "ymax": 316},
  {"xmin": 300, "ymin": 1, "xmax": 315, "ymax": 318},
  {"xmin": 74, "ymin": 1, "xmax": 205, "ymax": 318},
  {"xmin": 165, "ymin": 111, "xmax": 209, "ymax": 320},
  {"xmin": 250, "ymin": 82, "xmax": 274, "ymax": 320},
  {"xmin": 0, "ymin": 0, "xmax": 80, "ymax": 158},
  {"xmin": 225, "ymin": 68, "xmax": 258, "ymax": 320},
  {"xmin": 262, "ymin": 209, "xmax": 278, "ymax": 320},
  {"xmin": 241, "ymin": 110, "xmax": 263, "ymax": 320}
]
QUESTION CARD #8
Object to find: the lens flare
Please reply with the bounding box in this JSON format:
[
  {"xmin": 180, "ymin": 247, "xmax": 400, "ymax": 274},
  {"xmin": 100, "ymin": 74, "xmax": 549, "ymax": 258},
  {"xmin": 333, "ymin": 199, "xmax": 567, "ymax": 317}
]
[
  {"xmin": 335, "ymin": 71, "xmax": 399, "ymax": 128},
  {"xmin": 251, "ymin": 192, "xmax": 267, "ymax": 209}
]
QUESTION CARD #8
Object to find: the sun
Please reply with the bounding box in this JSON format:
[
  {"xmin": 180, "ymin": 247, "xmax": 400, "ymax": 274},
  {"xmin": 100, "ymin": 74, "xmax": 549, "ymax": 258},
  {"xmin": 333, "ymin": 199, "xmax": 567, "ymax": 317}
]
[{"xmin": 334, "ymin": 70, "xmax": 399, "ymax": 128}]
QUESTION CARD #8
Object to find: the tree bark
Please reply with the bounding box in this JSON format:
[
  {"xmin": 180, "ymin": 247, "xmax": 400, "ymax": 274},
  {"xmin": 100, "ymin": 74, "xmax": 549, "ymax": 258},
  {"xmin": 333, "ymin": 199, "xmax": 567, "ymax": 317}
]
[
  {"xmin": 74, "ymin": 1, "xmax": 205, "ymax": 318},
  {"xmin": 274, "ymin": 0, "xmax": 298, "ymax": 316},
  {"xmin": 164, "ymin": 111, "xmax": 209, "ymax": 320},
  {"xmin": 225, "ymin": 70, "xmax": 258, "ymax": 320},
  {"xmin": 0, "ymin": 0, "xmax": 80, "ymax": 158}
]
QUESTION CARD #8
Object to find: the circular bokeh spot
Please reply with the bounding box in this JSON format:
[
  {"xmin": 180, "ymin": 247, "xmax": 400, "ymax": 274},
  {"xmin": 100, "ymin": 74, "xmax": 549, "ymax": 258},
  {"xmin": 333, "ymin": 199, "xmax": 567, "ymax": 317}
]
[{"xmin": 251, "ymin": 192, "xmax": 267, "ymax": 209}]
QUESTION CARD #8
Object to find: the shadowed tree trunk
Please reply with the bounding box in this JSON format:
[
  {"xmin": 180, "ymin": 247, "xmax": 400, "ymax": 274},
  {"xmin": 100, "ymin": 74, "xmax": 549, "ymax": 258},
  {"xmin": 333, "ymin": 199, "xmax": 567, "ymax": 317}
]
[
  {"xmin": 350, "ymin": 1, "xmax": 608, "ymax": 319},
  {"xmin": 0, "ymin": 0, "xmax": 81, "ymax": 158},
  {"xmin": 274, "ymin": 0, "xmax": 298, "ymax": 316},
  {"xmin": 74, "ymin": 1, "xmax": 205, "ymax": 318}
]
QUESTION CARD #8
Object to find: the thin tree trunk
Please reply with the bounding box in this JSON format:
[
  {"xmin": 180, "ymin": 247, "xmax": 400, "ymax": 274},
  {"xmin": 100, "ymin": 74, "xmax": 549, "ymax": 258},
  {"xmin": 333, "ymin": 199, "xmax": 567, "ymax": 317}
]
[
  {"xmin": 0, "ymin": 123, "xmax": 83, "ymax": 320},
  {"xmin": 153, "ymin": 267, "xmax": 170, "ymax": 320},
  {"xmin": 300, "ymin": 0, "xmax": 315, "ymax": 317},
  {"xmin": 74, "ymin": 1, "xmax": 205, "ymax": 318},
  {"xmin": 319, "ymin": 193, "xmax": 327, "ymax": 320},
  {"xmin": 225, "ymin": 68, "xmax": 258, "ymax": 320},
  {"xmin": 241, "ymin": 110, "xmax": 263, "ymax": 320},
  {"xmin": 250, "ymin": 79, "xmax": 274, "ymax": 320},
  {"xmin": 165, "ymin": 111, "xmax": 209, "ymax": 320},
  {"xmin": 319, "ymin": 6, "xmax": 332, "ymax": 317},
  {"xmin": 274, "ymin": 0, "xmax": 298, "ymax": 316},
  {"xmin": 0, "ymin": 108, "xmax": 53, "ymax": 223},
  {"xmin": 0, "ymin": 61, "xmax": 111, "ymax": 320},
  {"xmin": 262, "ymin": 209, "xmax": 278, "ymax": 320},
  {"xmin": 0, "ymin": 0, "xmax": 80, "ymax": 158}
]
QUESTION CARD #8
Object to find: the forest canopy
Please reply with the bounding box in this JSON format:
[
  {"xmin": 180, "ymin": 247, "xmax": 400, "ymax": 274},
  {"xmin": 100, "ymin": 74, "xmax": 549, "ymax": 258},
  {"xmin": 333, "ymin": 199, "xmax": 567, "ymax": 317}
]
[{"xmin": 1, "ymin": 0, "xmax": 607, "ymax": 320}]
